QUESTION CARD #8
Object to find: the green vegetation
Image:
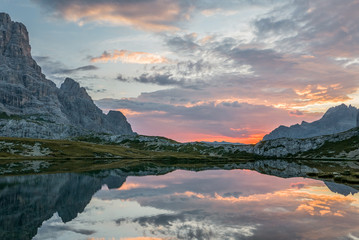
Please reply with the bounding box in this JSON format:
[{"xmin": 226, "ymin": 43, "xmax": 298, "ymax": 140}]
[
  {"xmin": 0, "ymin": 112, "xmax": 22, "ymax": 120},
  {"xmin": 298, "ymin": 136, "xmax": 359, "ymax": 158},
  {"xmin": 1, "ymin": 136, "xmax": 359, "ymax": 192},
  {"xmin": 0, "ymin": 136, "xmax": 250, "ymax": 176}
]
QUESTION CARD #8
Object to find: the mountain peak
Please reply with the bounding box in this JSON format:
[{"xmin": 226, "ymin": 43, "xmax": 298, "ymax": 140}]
[
  {"xmin": 0, "ymin": 12, "xmax": 11, "ymax": 25},
  {"xmin": 263, "ymin": 103, "xmax": 359, "ymax": 141},
  {"xmin": 322, "ymin": 104, "xmax": 357, "ymax": 119},
  {"xmin": 60, "ymin": 78, "xmax": 92, "ymax": 101},
  {"xmin": 0, "ymin": 12, "xmax": 31, "ymax": 57}
]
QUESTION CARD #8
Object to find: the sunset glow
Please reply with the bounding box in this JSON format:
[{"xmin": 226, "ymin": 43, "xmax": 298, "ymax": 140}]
[{"xmin": 6, "ymin": 0, "xmax": 359, "ymax": 143}]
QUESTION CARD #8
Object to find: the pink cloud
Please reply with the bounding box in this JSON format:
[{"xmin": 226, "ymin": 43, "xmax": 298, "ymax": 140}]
[{"xmin": 91, "ymin": 50, "xmax": 169, "ymax": 64}]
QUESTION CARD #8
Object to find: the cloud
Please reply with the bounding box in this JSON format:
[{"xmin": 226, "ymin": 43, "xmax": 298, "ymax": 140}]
[
  {"xmin": 158, "ymin": 27, "xmax": 359, "ymax": 109},
  {"xmin": 166, "ymin": 33, "xmax": 200, "ymax": 53},
  {"xmin": 95, "ymin": 98, "xmax": 320, "ymax": 143},
  {"xmin": 253, "ymin": 0, "xmax": 359, "ymax": 57},
  {"xmin": 90, "ymin": 50, "xmax": 169, "ymax": 64},
  {"xmin": 130, "ymin": 73, "xmax": 184, "ymax": 86},
  {"xmin": 31, "ymin": 0, "xmax": 193, "ymax": 32},
  {"xmin": 34, "ymin": 56, "xmax": 99, "ymax": 84},
  {"xmin": 289, "ymin": 110, "xmax": 304, "ymax": 116},
  {"xmin": 116, "ymin": 72, "xmax": 207, "ymax": 89},
  {"xmin": 31, "ymin": 0, "xmax": 276, "ymax": 32},
  {"xmin": 52, "ymin": 65, "xmax": 98, "ymax": 74}
]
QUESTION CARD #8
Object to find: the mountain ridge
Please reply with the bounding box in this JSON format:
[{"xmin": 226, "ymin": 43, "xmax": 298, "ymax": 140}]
[{"xmin": 263, "ymin": 104, "xmax": 359, "ymax": 141}]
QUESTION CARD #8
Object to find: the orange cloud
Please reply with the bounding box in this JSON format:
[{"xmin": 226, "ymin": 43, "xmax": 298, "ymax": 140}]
[
  {"xmin": 58, "ymin": 1, "xmax": 185, "ymax": 32},
  {"xmin": 295, "ymin": 194, "xmax": 350, "ymax": 217},
  {"xmin": 113, "ymin": 108, "xmax": 143, "ymax": 117},
  {"xmin": 91, "ymin": 50, "xmax": 169, "ymax": 64}
]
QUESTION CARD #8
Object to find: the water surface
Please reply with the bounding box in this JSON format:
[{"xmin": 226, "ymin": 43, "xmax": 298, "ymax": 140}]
[{"xmin": 1, "ymin": 166, "xmax": 359, "ymax": 240}]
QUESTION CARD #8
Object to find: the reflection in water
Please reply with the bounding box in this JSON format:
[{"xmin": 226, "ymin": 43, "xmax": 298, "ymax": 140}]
[{"xmin": 0, "ymin": 162, "xmax": 359, "ymax": 240}]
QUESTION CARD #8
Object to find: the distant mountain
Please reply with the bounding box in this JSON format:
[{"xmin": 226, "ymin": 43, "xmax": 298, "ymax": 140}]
[
  {"xmin": 0, "ymin": 12, "xmax": 133, "ymax": 138},
  {"xmin": 263, "ymin": 104, "xmax": 359, "ymax": 141}
]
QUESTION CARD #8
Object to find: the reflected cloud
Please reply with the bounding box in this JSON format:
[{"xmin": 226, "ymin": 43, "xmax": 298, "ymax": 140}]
[
  {"xmin": 118, "ymin": 182, "xmax": 167, "ymax": 191},
  {"xmin": 19, "ymin": 169, "xmax": 359, "ymax": 240}
]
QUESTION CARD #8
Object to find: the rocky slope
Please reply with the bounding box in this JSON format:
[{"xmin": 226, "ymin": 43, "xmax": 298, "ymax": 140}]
[
  {"xmin": 263, "ymin": 104, "xmax": 359, "ymax": 140},
  {"xmin": 0, "ymin": 13, "xmax": 133, "ymax": 138},
  {"xmin": 69, "ymin": 126, "xmax": 359, "ymax": 159}
]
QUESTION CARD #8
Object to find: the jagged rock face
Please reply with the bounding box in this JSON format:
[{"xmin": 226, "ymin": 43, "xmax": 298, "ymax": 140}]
[
  {"xmin": 0, "ymin": 13, "xmax": 31, "ymax": 57},
  {"xmin": 0, "ymin": 13, "xmax": 62, "ymax": 120},
  {"xmin": 263, "ymin": 104, "xmax": 359, "ymax": 141},
  {"xmin": 58, "ymin": 78, "xmax": 133, "ymax": 135},
  {"xmin": 0, "ymin": 13, "xmax": 133, "ymax": 138},
  {"xmin": 105, "ymin": 110, "xmax": 133, "ymax": 134}
]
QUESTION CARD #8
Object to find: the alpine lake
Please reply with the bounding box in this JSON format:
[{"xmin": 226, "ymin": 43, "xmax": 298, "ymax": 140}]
[{"xmin": 1, "ymin": 158, "xmax": 359, "ymax": 240}]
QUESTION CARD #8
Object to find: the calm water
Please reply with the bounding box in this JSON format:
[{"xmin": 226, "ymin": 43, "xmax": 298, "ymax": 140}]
[{"xmin": 1, "ymin": 167, "xmax": 359, "ymax": 240}]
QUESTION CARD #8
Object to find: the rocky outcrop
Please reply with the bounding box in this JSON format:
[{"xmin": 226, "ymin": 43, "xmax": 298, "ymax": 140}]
[
  {"xmin": 58, "ymin": 78, "xmax": 133, "ymax": 135},
  {"xmin": 0, "ymin": 13, "xmax": 133, "ymax": 138},
  {"xmin": 263, "ymin": 104, "xmax": 358, "ymax": 141}
]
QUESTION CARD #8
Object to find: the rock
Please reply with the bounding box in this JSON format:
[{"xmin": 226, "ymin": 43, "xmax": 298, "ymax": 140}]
[
  {"xmin": 58, "ymin": 78, "xmax": 133, "ymax": 135},
  {"xmin": 105, "ymin": 110, "xmax": 133, "ymax": 134},
  {"xmin": 0, "ymin": 12, "xmax": 134, "ymax": 139},
  {"xmin": 263, "ymin": 104, "xmax": 359, "ymax": 140}
]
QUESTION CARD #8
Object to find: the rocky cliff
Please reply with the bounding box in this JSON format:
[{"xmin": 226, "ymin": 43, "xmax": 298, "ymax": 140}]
[
  {"xmin": 263, "ymin": 104, "xmax": 358, "ymax": 141},
  {"xmin": 0, "ymin": 13, "xmax": 133, "ymax": 138}
]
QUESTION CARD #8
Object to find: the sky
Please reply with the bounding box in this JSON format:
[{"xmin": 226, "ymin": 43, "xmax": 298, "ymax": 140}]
[{"xmin": 2, "ymin": 0, "xmax": 359, "ymax": 143}]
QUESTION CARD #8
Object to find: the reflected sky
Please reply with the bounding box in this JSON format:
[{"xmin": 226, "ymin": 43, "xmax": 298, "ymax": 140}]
[{"xmin": 34, "ymin": 170, "xmax": 359, "ymax": 240}]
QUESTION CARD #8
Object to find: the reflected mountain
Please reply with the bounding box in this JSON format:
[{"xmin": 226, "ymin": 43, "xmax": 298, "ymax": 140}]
[
  {"xmin": 324, "ymin": 181, "xmax": 359, "ymax": 196},
  {"xmin": 0, "ymin": 159, "xmax": 358, "ymax": 239},
  {"xmin": 0, "ymin": 173, "xmax": 125, "ymax": 240}
]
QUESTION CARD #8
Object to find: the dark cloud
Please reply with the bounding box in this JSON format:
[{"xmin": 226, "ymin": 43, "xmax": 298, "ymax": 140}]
[
  {"xmin": 52, "ymin": 65, "xmax": 98, "ymax": 74},
  {"xmin": 133, "ymin": 212, "xmax": 188, "ymax": 227},
  {"xmin": 134, "ymin": 73, "xmax": 185, "ymax": 87},
  {"xmin": 115, "ymin": 74, "xmax": 128, "ymax": 82},
  {"xmin": 33, "ymin": 56, "xmax": 50, "ymax": 62},
  {"xmin": 117, "ymin": 67, "xmax": 209, "ymax": 89},
  {"xmin": 34, "ymin": 56, "xmax": 98, "ymax": 75},
  {"xmin": 255, "ymin": 17, "xmax": 296, "ymax": 36},
  {"xmin": 36, "ymin": 224, "xmax": 95, "ymax": 236},
  {"xmin": 84, "ymin": 86, "xmax": 106, "ymax": 94},
  {"xmin": 95, "ymin": 98, "xmax": 315, "ymax": 142},
  {"xmin": 289, "ymin": 110, "xmax": 304, "ymax": 116},
  {"xmin": 166, "ymin": 34, "xmax": 200, "ymax": 53},
  {"xmin": 254, "ymin": 0, "xmax": 359, "ymax": 57},
  {"xmin": 116, "ymin": 73, "xmax": 184, "ymax": 86}
]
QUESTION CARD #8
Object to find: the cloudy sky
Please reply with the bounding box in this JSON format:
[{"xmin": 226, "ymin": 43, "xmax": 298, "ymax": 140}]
[{"xmin": 3, "ymin": 0, "xmax": 359, "ymax": 143}]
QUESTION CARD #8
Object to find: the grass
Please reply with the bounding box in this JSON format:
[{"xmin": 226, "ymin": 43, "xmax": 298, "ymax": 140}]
[
  {"xmin": 0, "ymin": 137, "xmax": 220, "ymax": 160},
  {"xmin": 1, "ymin": 136, "xmax": 359, "ymax": 191},
  {"xmin": 0, "ymin": 136, "xmax": 248, "ymax": 175}
]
